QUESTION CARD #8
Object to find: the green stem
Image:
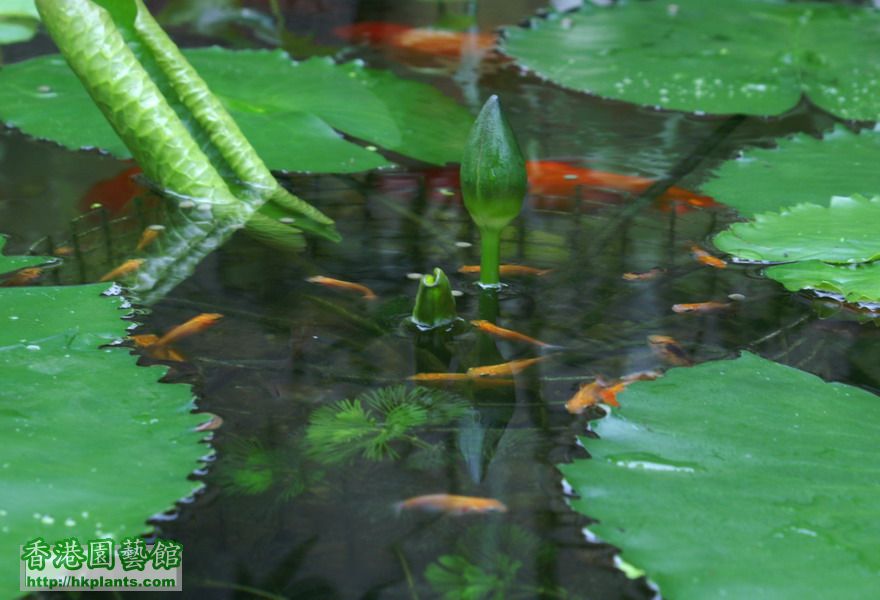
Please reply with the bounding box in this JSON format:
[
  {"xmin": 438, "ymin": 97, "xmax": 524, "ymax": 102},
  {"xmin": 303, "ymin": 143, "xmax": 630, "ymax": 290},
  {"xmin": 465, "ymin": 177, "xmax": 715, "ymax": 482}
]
[{"xmin": 479, "ymin": 227, "xmax": 502, "ymax": 287}]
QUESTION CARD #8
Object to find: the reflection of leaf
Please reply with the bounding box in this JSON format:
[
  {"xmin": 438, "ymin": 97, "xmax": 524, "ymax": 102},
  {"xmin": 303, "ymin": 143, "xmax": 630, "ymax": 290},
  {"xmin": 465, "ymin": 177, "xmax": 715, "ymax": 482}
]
[
  {"xmin": 562, "ymin": 352, "xmax": 880, "ymax": 599},
  {"xmin": 701, "ymin": 127, "xmax": 880, "ymax": 217},
  {"xmin": 0, "ymin": 240, "xmax": 206, "ymax": 597},
  {"xmin": 305, "ymin": 386, "xmax": 469, "ymax": 464},
  {"xmin": 502, "ymin": 1, "xmax": 880, "ymax": 119},
  {"xmin": 0, "ymin": 48, "xmax": 472, "ymax": 170}
]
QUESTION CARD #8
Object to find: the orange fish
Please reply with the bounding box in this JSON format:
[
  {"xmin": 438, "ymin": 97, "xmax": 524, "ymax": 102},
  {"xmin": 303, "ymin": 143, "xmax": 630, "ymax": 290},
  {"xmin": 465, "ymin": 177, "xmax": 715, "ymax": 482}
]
[
  {"xmin": 466, "ymin": 356, "xmax": 547, "ymax": 378},
  {"xmin": 458, "ymin": 264, "xmax": 552, "ymax": 277},
  {"xmin": 79, "ymin": 164, "xmax": 147, "ymax": 215},
  {"xmin": 154, "ymin": 313, "xmax": 223, "ymax": 347},
  {"xmin": 395, "ymin": 494, "xmax": 507, "ymax": 515},
  {"xmin": 53, "ymin": 246, "xmax": 74, "ymax": 257},
  {"xmin": 129, "ymin": 334, "xmax": 186, "ymax": 362},
  {"xmin": 690, "ymin": 245, "xmax": 727, "ymax": 269},
  {"xmin": 407, "ymin": 372, "xmax": 515, "ymax": 387},
  {"xmin": 1, "ymin": 267, "xmax": 42, "ymax": 286},
  {"xmin": 526, "ymin": 161, "xmax": 718, "ymax": 211},
  {"xmin": 672, "ymin": 301, "xmax": 732, "ymax": 314},
  {"xmin": 622, "ymin": 268, "xmax": 665, "ymax": 281},
  {"xmin": 136, "ymin": 225, "xmax": 164, "ymax": 251},
  {"xmin": 99, "ymin": 258, "xmax": 144, "ymax": 282},
  {"xmin": 306, "ymin": 276, "xmax": 377, "ymax": 300},
  {"xmin": 334, "ymin": 22, "xmax": 496, "ymax": 59},
  {"xmin": 470, "ymin": 320, "xmax": 553, "ymax": 348},
  {"xmin": 598, "ymin": 381, "xmax": 626, "ymax": 407},
  {"xmin": 565, "ymin": 380, "xmax": 605, "ymax": 414},
  {"xmin": 647, "ymin": 335, "xmax": 693, "ymax": 367},
  {"xmin": 194, "ymin": 415, "xmax": 224, "ymax": 432},
  {"xmin": 621, "ymin": 370, "xmax": 663, "ymax": 383}
]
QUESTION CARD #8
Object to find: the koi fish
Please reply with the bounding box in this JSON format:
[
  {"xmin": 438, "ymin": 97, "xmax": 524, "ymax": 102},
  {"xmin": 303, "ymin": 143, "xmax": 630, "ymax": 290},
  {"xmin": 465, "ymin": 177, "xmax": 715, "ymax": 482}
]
[
  {"xmin": 672, "ymin": 301, "xmax": 732, "ymax": 314},
  {"xmin": 99, "ymin": 258, "xmax": 144, "ymax": 282},
  {"xmin": 466, "ymin": 356, "xmax": 547, "ymax": 378},
  {"xmin": 690, "ymin": 245, "xmax": 727, "ymax": 269},
  {"xmin": 334, "ymin": 22, "xmax": 496, "ymax": 59},
  {"xmin": 622, "ymin": 268, "xmax": 665, "ymax": 281},
  {"xmin": 647, "ymin": 335, "xmax": 693, "ymax": 366},
  {"xmin": 470, "ymin": 320, "xmax": 553, "ymax": 348},
  {"xmin": 526, "ymin": 161, "xmax": 718, "ymax": 212},
  {"xmin": 306, "ymin": 276, "xmax": 377, "ymax": 300},
  {"xmin": 458, "ymin": 264, "xmax": 552, "ymax": 277},
  {"xmin": 1, "ymin": 267, "xmax": 42, "ymax": 286},
  {"xmin": 79, "ymin": 164, "xmax": 147, "ymax": 216},
  {"xmin": 154, "ymin": 313, "xmax": 223, "ymax": 347},
  {"xmin": 136, "ymin": 225, "xmax": 164, "ymax": 251},
  {"xmin": 395, "ymin": 494, "xmax": 507, "ymax": 515}
]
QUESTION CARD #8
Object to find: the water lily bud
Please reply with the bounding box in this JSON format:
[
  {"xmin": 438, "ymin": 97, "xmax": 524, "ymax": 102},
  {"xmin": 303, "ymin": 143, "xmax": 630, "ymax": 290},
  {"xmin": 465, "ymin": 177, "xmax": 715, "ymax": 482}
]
[
  {"xmin": 460, "ymin": 95, "xmax": 527, "ymax": 233},
  {"xmin": 412, "ymin": 268, "xmax": 457, "ymax": 330}
]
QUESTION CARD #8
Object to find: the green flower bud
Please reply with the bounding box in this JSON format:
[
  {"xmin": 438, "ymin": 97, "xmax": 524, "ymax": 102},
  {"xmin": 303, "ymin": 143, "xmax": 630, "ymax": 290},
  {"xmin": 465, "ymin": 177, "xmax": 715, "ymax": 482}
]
[
  {"xmin": 460, "ymin": 95, "xmax": 527, "ymax": 233},
  {"xmin": 460, "ymin": 95, "xmax": 526, "ymax": 287},
  {"xmin": 411, "ymin": 268, "xmax": 457, "ymax": 330}
]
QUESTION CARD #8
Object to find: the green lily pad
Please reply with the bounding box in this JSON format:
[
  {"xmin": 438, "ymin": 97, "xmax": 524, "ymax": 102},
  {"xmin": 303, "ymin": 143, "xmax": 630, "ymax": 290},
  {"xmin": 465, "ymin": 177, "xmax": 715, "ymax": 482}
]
[
  {"xmin": 765, "ymin": 260, "xmax": 880, "ymax": 305},
  {"xmin": 701, "ymin": 127, "xmax": 880, "ymax": 217},
  {"xmin": 501, "ymin": 1, "xmax": 880, "ymax": 119},
  {"xmin": 0, "ymin": 236, "xmax": 50, "ymax": 274},
  {"xmin": 561, "ymin": 352, "xmax": 880, "ymax": 599},
  {"xmin": 0, "ymin": 48, "xmax": 471, "ymax": 172},
  {"xmin": 713, "ymin": 195, "xmax": 880, "ymax": 264},
  {"xmin": 0, "ymin": 245, "xmax": 207, "ymax": 595}
]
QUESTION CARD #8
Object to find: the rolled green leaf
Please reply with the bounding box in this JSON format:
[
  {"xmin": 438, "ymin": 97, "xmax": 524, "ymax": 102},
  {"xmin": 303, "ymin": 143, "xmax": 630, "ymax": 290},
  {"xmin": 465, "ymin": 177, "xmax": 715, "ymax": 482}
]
[
  {"xmin": 460, "ymin": 95, "xmax": 526, "ymax": 286},
  {"xmin": 35, "ymin": 0, "xmax": 336, "ymax": 240},
  {"xmin": 411, "ymin": 268, "xmax": 458, "ymax": 330}
]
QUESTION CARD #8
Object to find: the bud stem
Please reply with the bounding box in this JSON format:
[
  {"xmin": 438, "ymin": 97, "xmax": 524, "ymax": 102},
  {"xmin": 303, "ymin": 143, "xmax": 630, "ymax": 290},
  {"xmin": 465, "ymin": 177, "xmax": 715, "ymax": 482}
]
[{"xmin": 479, "ymin": 228, "xmax": 502, "ymax": 287}]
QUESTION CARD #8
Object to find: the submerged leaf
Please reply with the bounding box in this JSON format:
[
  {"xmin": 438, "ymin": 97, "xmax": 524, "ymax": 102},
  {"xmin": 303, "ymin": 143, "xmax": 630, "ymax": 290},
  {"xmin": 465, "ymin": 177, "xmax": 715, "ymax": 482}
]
[
  {"xmin": 562, "ymin": 352, "xmax": 880, "ymax": 599},
  {"xmin": 501, "ymin": 1, "xmax": 880, "ymax": 119}
]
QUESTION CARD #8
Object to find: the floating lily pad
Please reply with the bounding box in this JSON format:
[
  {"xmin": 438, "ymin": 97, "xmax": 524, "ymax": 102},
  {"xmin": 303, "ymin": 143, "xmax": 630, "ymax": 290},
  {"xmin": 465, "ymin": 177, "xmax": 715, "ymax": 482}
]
[
  {"xmin": 701, "ymin": 127, "xmax": 880, "ymax": 217},
  {"xmin": 501, "ymin": 1, "xmax": 880, "ymax": 119},
  {"xmin": 0, "ymin": 244, "xmax": 206, "ymax": 596},
  {"xmin": 713, "ymin": 195, "xmax": 880, "ymax": 264},
  {"xmin": 765, "ymin": 260, "xmax": 880, "ymax": 305},
  {"xmin": 561, "ymin": 352, "xmax": 880, "ymax": 599},
  {"xmin": 0, "ymin": 48, "xmax": 472, "ymax": 172},
  {"xmin": 0, "ymin": 236, "xmax": 50, "ymax": 274}
]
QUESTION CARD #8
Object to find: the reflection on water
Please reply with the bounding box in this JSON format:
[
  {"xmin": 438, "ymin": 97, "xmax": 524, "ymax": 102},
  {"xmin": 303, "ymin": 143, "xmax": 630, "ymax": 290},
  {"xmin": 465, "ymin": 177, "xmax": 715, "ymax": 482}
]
[{"xmin": 2, "ymin": 1, "xmax": 880, "ymax": 598}]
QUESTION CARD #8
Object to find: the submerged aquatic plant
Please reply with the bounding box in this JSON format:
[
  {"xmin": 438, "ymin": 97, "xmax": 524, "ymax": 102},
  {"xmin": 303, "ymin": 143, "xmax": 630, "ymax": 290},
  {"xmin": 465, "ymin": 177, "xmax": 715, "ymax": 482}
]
[
  {"xmin": 305, "ymin": 386, "xmax": 469, "ymax": 464},
  {"xmin": 460, "ymin": 95, "xmax": 527, "ymax": 287},
  {"xmin": 411, "ymin": 267, "xmax": 458, "ymax": 330}
]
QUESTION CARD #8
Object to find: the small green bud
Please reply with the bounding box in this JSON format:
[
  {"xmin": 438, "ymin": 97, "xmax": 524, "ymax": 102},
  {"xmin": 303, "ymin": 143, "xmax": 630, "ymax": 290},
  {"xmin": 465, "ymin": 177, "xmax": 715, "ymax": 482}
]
[
  {"xmin": 411, "ymin": 268, "xmax": 457, "ymax": 330},
  {"xmin": 460, "ymin": 95, "xmax": 527, "ymax": 233}
]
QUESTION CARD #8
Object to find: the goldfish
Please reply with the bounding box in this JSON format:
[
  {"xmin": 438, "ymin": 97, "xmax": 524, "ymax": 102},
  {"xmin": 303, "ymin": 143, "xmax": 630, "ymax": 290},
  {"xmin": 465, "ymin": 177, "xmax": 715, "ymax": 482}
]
[
  {"xmin": 395, "ymin": 494, "xmax": 507, "ymax": 516},
  {"xmin": 53, "ymin": 246, "xmax": 74, "ymax": 257},
  {"xmin": 407, "ymin": 372, "xmax": 515, "ymax": 387},
  {"xmin": 458, "ymin": 264, "xmax": 552, "ymax": 277},
  {"xmin": 470, "ymin": 320, "xmax": 553, "ymax": 348},
  {"xmin": 136, "ymin": 225, "xmax": 164, "ymax": 251},
  {"xmin": 647, "ymin": 335, "xmax": 693, "ymax": 366},
  {"xmin": 79, "ymin": 164, "xmax": 147, "ymax": 216},
  {"xmin": 334, "ymin": 22, "xmax": 496, "ymax": 59},
  {"xmin": 598, "ymin": 381, "xmax": 626, "ymax": 407},
  {"xmin": 99, "ymin": 258, "xmax": 144, "ymax": 282},
  {"xmin": 690, "ymin": 245, "xmax": 727, "ymax": 269},
  {"xmin": 154, "ymin": 313, "xmax": 223, "ymax": 347},
  {"xmin": 194, "ymin": 415, "xmax": 224, "ymax": 432},
  {"xmin": 672, "ymin": 301, "xmax": 732, "ymax": 314},
  {"xmin": 620, "ymin": 370, "xmax": 663, "ymax": 383},
  {"xmin": 466, "ymin": 356, "xmax": 547, "ymax": 378},
  {"xmin": 306, "ymin": 275, "xmax": 377, "ymax": 300},
  {"xmin": 622, "ymin": 268, "xmax": 665, "ymax": 281},
  {"xmin": 1, "ymin": 267, "xmax": 42, "ymax": 286},
  {"xmin": 129, "ymin": 334, "xmax": 186, "ymax": 362},
  {"xmin": 565, "ymin": 380, "xmax": 605, "ymax": 414},
  {"xmin": 526, "ymin": 160, "xmax": 718, "ymax": 212}
]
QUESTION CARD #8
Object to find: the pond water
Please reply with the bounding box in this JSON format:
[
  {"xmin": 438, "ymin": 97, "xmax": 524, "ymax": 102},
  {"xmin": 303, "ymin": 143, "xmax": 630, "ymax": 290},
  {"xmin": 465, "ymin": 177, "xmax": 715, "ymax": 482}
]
[{"xmin": 3, "ymin": 1, "xmax": 880, "ymax": 599}]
